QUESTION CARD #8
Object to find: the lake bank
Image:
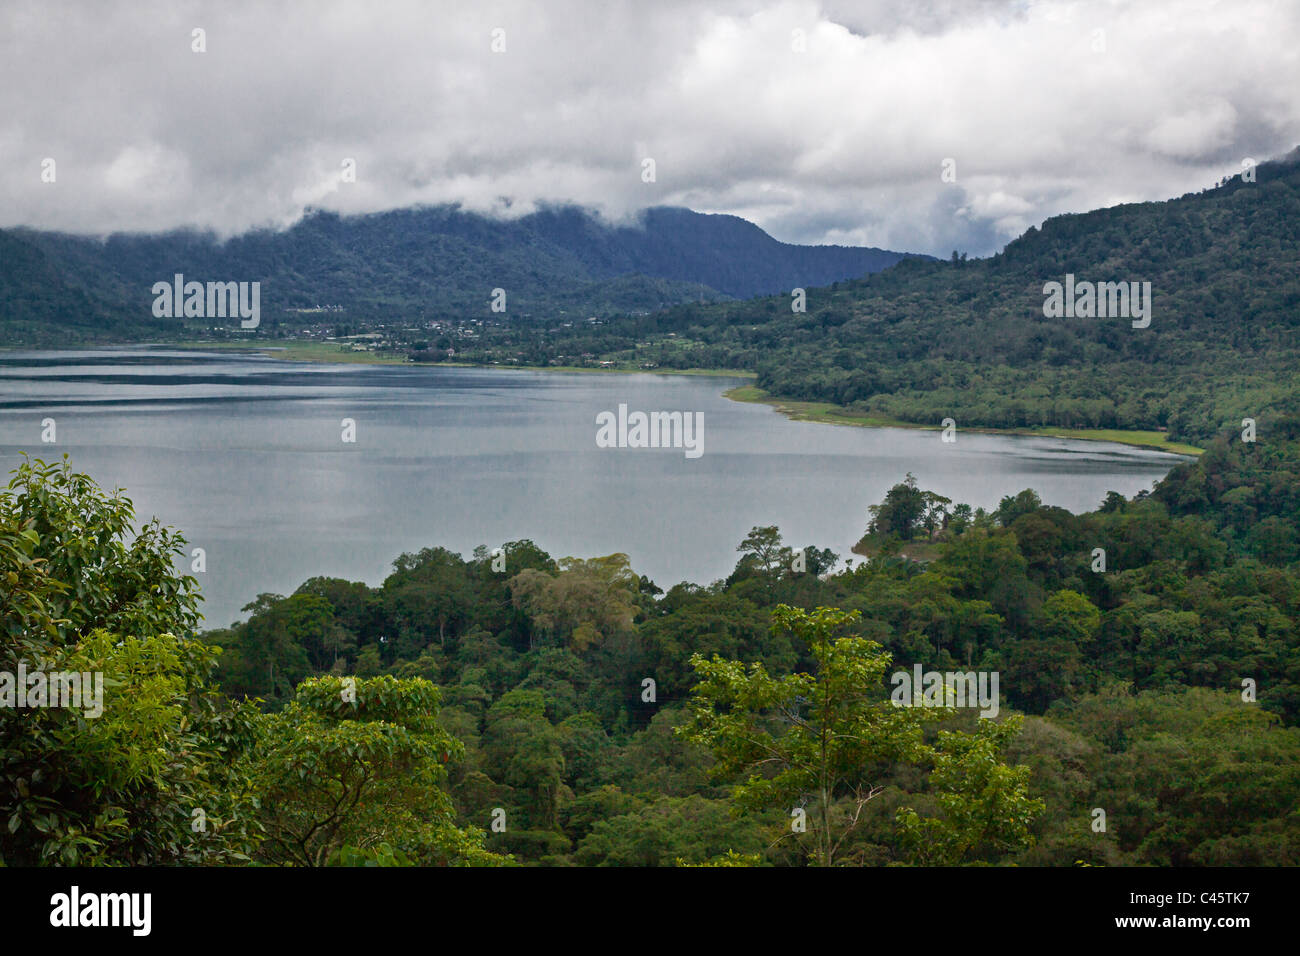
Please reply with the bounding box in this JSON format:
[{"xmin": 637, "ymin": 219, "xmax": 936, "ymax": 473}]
[
  {"xmin": 1, "ymin": 347, "xmax": 1191, "ymax": 626},
  {"xmin": 168, "ymin": 341, "xmax": 1201, "ymax": 455},
  {"xmin": 167, "ymin": 340, "xmax": 755, "ymax": 377},
  {"xmin": 723, "ymin": 385, "xmax": 1204, "ymax": 456}
]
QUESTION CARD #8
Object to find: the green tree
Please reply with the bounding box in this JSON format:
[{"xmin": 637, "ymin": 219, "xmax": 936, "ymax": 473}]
[
  {"xmin": 2, "ymin": 455, "xmax": 200, "ymax": 641},
  {"xmin": 679, "ymin": 605, "xmax": 934, "ymax": 866},
  {"xmin": 0, "ymin": 457, "xmax": 256, "ymax": 865},
  {"xmin": 244, "ymin": 674, "xmax": 507, "ymax": 866},
  {"xmin": 868, "ymin": 474, "xmax": 929, "ymax": 541},
  {"xmin": 479, "ymin": 689, "xmax": 566, "ymax": 835},
  {"xmin": 508, "ymin": 554, "xmax": 638, "ymax": 651},
  {"xmin": 680, "ymin": 605, "xmax": 1044, "ymax": 866},
  {"xmin": 735, "ymin": 525, "xmax": 785, "ymax": 575},
  {"xmin": 1007, "ymin": 589, "xmax": 1101, "ymax": 711},
  {"xmin": 996, "ymin": 488, "xmax": 1043, "ymax": 527},
  {"xmin": 214, "ymin": 594, "xmax": 314, "ymax": 703},
  {"xmin": 574, "ymin": 795, "xmax": 766, "ymax": 866},
  {"xmin": 384, "ymin": 547, "xmax": 474, "ymax": 652},
  {"xmin": 897, "ymin": 717, "xmax": 1045, "ymax": 864}
]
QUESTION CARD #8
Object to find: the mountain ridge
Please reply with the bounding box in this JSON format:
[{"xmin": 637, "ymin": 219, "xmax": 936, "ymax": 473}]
[
  {"xmin": 0, "ymin": 204, "xmax": 925, "ymax": 343},
  {"xmin": 476, "ymin": 147, "xmax": 1300, "ymax": 444}
]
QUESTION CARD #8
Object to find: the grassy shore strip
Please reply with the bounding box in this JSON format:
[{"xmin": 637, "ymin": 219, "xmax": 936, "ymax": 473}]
[
  {"xmin": 170, "ymin": 340, "xmax": 410, "ymax": 364},
  {"xmin": 167, "ymin": 340, "xmax": 756, "ymax": 377},
  {"xmin": 725, "ymin": 384, "xmax": 1204, "ymax": 456}
]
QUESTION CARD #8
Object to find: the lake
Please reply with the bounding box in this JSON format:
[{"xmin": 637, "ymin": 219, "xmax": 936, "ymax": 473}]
[{"xmin": 0, "ymin": 347, "xmax": 1189, "ymax": 627}]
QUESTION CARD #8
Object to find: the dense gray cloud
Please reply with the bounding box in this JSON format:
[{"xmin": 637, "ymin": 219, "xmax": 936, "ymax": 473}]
[{"xmin": 2, "ymin": 0, "xmax": 1297, "ymax": 256}]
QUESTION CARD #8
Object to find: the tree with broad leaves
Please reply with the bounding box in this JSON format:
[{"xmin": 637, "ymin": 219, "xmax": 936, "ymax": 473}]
[
  {"xmin": 679, "ymin": 605, "xmax": 934, "ymax": 866},
  {"xmin": 680, "ymin": 604, "xmax": 1041, "ymax": 866}
]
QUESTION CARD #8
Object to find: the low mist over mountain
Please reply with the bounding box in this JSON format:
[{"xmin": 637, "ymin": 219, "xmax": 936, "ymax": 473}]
[
  {"xmin": 512, "ymin": 148, "xmax": 1300, "ymax": 444},
  {"xmin": 0, "ymin": 205, "xmax": 923, "ymax": 343}
]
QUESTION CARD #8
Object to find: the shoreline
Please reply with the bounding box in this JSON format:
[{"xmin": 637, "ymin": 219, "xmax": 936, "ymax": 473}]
[
  {"xmin": 723, "ymin": 384, "xmax": 1203, "ymax": 457},
  {"xmin": 48, "ymin": 340, "xmax": 1204, "ymax": 456},
  {"xmin": 164, "ymin": 340, "xmax": 755, "ymax": 378}
]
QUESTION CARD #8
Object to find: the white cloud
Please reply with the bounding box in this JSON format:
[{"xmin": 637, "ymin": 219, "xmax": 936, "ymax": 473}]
[
  {"xmin": 1, "ymin": 0, "xmax": 1296, "ymax": 256},
  {"xmin": 1147, "ymin": 99, "xmax": 1239, "ymax": 158}
]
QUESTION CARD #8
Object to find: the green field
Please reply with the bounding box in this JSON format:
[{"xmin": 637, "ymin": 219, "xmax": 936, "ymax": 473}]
[{"xmin": 172, "ymin": 340, "xmax": 414, "ymax": 364}]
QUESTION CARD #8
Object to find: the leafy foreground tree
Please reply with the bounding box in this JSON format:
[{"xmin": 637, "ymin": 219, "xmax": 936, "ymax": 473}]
[
  {"xmin": 679, "ymin": 605, "xmax": 1042, "ymax": 866},
  {"xmin": 896, "ymin": 718, "xmax": 1043, "ymax": 865},
  {"xmin": 241, "ymin": 675, "xmax": 508, "ymax": 866},
  {"xmin": 0, "ymin": 456, "xmax": 256, "ymax": 864},
  {"xmin": 1, "ymin": 458, "xmax": 500, "ymax": 867}
]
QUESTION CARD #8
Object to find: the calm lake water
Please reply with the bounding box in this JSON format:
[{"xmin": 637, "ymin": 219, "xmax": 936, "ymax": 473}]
[{"xmin": 0, "ymin": 347, "xmax": 1189, "ymax": 627}]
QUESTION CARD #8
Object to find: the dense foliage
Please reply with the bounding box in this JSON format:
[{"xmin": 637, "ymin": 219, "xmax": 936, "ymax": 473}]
[
  {"xmin": 0, "ymin": 458, "xmax": 504, "ymax": 866},
  {"xmin": 7, "ymin": 408, "xmax": 1295, "ymax": 866},
  {"xmin": 204, "ymin": 421, "xmax": 1300, "ymax": 865}
]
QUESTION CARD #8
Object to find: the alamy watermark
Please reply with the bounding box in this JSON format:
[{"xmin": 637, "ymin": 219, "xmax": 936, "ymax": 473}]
[
  {"xmin": 1042, "ymin": 274, "xmax": 1151, "ymax": 328},
  {"xmin": 596, "ymin": 404, "xmax": 703, "ymax": 459},
  {"xmin": 0, "ymin": 660, "xmax": 103, "ymax": 718},
  {"xmin": 152, "ymin": 273, "xmax": 260, "ymax": 328},
  {"xmin": 50, "ymin": 886, "xmax": 150, "ymax": 936},
  {"xmin": 890, "ymin": 665, "xmax": 999, "ymax": 718}
]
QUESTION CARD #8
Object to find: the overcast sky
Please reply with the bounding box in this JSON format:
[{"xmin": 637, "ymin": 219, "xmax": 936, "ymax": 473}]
[{"xmin": 2, "ymin": 0, "xmax": 1297, "ymax": 256}]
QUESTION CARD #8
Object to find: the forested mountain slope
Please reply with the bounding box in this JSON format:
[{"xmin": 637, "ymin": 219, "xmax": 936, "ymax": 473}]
[
  {"xmin": 0, "ymin": 205, "xmax": 919, "ymax": 343},
  {"xmin": 581, "ymin": 149, "xmax": 1300, "ymax": 444}
]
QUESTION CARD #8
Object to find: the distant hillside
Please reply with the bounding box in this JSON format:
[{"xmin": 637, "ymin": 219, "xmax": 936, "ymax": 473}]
[
  {"xmin": 540, "ymin": 148, "xmax": 1300, "ymax": 444},
  {"xmin": 0, "ymin": 205, "xmax": 921, "ymax": 343}
]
